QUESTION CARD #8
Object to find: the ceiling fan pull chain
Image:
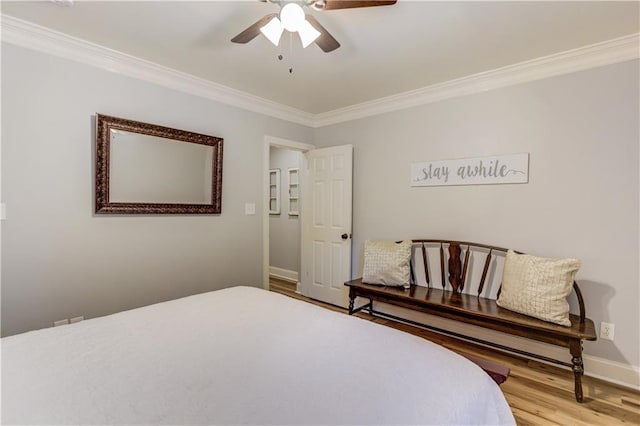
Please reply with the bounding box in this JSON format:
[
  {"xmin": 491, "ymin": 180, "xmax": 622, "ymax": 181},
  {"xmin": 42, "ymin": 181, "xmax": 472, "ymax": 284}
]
[
  {"xmin": 289, "ymin": 31, "xmax": 293, "ymax": 56},
  {"xmin": 277, "ymin": 36, "xmax": 284, "ymax": 62},
  {"xmin": 289, "ymin": 31, "xmax": 294, "ymax": 74}
]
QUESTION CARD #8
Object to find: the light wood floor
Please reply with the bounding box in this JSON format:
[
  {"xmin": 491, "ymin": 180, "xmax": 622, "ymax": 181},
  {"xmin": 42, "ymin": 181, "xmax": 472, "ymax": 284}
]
[{"xmin": 269, "ymin": 278, "xmax": 640, "ymax": 425}]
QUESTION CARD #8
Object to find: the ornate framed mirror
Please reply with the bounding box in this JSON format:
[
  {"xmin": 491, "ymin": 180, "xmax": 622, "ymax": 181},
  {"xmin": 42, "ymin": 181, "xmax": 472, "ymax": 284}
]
[{"xmin": 95, "ymin": 114, "xmax": 223, "ymax": 214}]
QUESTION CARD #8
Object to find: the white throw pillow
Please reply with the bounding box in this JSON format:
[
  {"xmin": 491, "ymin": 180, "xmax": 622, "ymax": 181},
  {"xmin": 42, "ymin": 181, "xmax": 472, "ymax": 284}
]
[
  {"xmin": 497, "ymin": 250, "xmax": 581, "ymax": 327},
  {"xmin": 362, "ymin": 240, "xmax": 412, "ymax": 289}
]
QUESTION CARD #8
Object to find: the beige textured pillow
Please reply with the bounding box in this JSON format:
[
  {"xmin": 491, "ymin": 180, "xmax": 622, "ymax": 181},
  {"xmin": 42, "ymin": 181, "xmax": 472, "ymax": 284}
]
[
  {"xmin": 363, "ymin": 240, "xmax": 412, "ymax": 288},
  {"xmin": 497, "ymin": 250, "xmax": 581, "ymax": 327}
]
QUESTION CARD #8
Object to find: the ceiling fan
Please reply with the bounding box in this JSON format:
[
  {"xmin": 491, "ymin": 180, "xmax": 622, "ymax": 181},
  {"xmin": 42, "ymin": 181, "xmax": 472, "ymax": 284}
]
[{"xmin": 231, "ymin": 0, "xmax": 397, "ymax": 53}]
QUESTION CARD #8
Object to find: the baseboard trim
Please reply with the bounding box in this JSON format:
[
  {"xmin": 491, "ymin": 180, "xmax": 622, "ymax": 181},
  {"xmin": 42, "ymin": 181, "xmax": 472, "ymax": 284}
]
[
  {"xmin": 269, "ymin": 266, "xmax": 298, "ymax": 284},
  {"xmin": 583, "ymin": 356, "xmax": 640, "ymax": 391}
]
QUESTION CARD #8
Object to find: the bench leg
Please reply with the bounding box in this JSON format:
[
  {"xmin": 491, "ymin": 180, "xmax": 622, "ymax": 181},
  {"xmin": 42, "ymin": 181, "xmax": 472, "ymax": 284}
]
[
  {"xmin": 348, "ymin": 288, "xmax": 355, "ymax": 315},
  {"xmin": 570, "ymin": 340, "xmax": 585, "ymax": 403}
]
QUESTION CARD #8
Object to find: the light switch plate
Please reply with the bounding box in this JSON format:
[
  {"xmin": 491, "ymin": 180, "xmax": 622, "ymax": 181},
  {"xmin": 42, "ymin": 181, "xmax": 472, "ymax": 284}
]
[
  {"xmin": 245, "ymin": 203, "xmax": 256, "ymax": 215},
  {"xmin": 1, "ymin": 203, "xmax": 6, "ymax": 220}
]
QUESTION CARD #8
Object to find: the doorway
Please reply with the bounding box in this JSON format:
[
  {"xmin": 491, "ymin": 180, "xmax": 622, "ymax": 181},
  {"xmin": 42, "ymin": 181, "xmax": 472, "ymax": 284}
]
[
  {"xmin": 268, "ymin": 146, "xmax": 303, "ymax": 292},
  {"xmin": 262, "ymin": 136, "xmax": 315, "ymax": 292},
  {"xmin": 262, "ymin": 136, "xmax": 354, "ymax": 308}
]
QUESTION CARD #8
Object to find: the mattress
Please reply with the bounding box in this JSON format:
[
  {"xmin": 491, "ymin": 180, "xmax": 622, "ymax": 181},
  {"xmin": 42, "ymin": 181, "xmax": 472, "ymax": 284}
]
[{"xmin": 2, "ymin": 286, "xmax": 515, "ymax": 425}]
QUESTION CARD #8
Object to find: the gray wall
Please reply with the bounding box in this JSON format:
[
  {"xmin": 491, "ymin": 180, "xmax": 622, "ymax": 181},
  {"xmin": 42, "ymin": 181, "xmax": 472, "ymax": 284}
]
[
  {"xmin": 314, "ymin": 61, "xmax": 639, "ymax": 368},
  {"xmin": 2, "ymin": 40, "xmax": 638, "ymax": 376},
  {"xmin": 269, "ymin": 147, "xmax": 302, "ymax": 274},
  {"xmin": 0, "ymin": 43, "xmax": 313, "ymax": 337}
]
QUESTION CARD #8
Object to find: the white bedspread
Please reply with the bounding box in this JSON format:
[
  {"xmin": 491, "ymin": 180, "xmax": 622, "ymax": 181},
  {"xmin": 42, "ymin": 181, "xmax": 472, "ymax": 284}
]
[{"xmin": 2, "ymin": 286, "xmax": 515, "ymax": 425}]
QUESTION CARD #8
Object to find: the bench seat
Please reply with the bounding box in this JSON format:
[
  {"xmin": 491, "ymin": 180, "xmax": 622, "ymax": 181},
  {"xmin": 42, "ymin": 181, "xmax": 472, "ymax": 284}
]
[
  {"xmin": 345, "ymin": 279, "xmax": 596, "ymax": 347},
  {"xmin": 344, "ymin": 239, "xmax": 598, "ymax": 403}
]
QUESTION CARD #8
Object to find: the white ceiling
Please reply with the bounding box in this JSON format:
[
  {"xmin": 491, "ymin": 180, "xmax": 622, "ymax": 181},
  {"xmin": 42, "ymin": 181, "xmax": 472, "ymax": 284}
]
[{"xmin": 2, "ymin": 1, "xmax": 639, "ymax": 114}]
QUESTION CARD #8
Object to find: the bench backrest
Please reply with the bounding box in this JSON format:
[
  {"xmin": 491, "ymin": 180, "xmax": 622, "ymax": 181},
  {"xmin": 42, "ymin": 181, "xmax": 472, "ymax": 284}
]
[{"xmin": 409, "ymin": 239, "xmax": 587, "ymax": 322}]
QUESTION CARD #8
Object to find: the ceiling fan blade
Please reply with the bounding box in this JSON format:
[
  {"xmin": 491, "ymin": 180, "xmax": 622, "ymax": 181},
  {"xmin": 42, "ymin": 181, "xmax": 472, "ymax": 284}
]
[
  {"xmin": 322, "ymin": 0, "xmax": 396, "ymax": 10},
  {"xmin": 305, "ymin": 15, "xmax": 340, "ymax": 52},
  {"xmin": 231, "ymin": 13, "xmax": 278, "ymax": 44}
]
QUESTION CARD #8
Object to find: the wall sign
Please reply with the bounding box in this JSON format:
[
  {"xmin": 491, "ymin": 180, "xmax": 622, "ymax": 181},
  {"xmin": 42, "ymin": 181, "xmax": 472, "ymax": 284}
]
[{"xmin": 411, "ymin": 153, "xmax": 529, "ymax": 187}]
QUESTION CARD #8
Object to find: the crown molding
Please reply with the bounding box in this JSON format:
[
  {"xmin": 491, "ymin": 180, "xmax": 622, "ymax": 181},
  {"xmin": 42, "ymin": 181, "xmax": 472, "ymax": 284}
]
[
  {"xmin": 0, "ymin": 15, "xmax": 315, "ymax": 127},
  {"xmin": 2, "ymin": 15, "xmax": 637, "ymax": 129},
  {"xmin": 313, "ymin": 33, "xmax": 640, "ymax": 127}
]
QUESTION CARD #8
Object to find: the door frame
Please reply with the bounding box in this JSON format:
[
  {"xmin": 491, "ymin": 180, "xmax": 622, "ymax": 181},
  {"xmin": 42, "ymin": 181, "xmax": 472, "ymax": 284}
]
[{"xmin": 262, "ymin": 135, "xmax": 315, "ymax": 290}]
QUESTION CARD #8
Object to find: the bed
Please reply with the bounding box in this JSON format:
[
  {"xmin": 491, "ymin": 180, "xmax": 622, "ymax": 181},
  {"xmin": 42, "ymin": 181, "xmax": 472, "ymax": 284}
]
[{"xmin": 2, "ymin": 286, "xmax": 515, "ymax": 425}]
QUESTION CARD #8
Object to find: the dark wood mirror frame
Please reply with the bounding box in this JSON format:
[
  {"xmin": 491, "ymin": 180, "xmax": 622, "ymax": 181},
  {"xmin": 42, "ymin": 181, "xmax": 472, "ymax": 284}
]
[{"xmin": 95, "ymin": 114, "xmax": 223, "ymax": 214}]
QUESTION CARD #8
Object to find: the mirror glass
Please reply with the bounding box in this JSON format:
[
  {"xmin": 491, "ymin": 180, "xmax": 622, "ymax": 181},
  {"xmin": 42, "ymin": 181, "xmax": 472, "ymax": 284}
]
[
  {"xmin": 95, "ymin": 114, "xmax": 223, "ymax": 214},
  {"xmin": 109, "ymin": 129, "xmax": 214, "ymax": 204}
]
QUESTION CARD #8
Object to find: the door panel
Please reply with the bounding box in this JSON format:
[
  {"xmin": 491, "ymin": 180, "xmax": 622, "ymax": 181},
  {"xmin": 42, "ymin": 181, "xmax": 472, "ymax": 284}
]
[{"xmin": 301, "ymin": 145, "xmax": 353, "ymax": 307}]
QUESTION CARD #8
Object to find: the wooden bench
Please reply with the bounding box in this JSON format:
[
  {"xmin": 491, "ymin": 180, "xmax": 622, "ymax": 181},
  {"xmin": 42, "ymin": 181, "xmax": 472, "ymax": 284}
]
[{"xmin": 345, "ymin": 239, "xmax": 597, "ymax": 402}]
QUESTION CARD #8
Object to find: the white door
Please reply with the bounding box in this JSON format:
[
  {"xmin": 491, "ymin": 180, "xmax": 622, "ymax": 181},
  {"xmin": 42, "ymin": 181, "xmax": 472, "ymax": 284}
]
[{"xmin": 300, "ymin": 145, "xmax": 353, "ymax": 307}]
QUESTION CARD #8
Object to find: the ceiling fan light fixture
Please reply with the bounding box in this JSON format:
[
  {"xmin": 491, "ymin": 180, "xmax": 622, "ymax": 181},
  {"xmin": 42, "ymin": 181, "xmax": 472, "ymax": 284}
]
[
  {"xmin": 280, "ymin": 3, "xmax": 306, "ymax": 32},
  {"xmin": 298, "ymin": 19, "xmax": 321, "ymax": 48},
  {"xmin": 260, "ymin": 16, "xmax": 284, "ymax": 46}
]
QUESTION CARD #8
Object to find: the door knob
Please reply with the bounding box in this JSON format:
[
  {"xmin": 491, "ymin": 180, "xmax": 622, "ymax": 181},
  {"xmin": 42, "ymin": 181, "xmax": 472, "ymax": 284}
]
[{"xmin": 341, "ymin": 233, "xmax": 349, "ymax": 240}]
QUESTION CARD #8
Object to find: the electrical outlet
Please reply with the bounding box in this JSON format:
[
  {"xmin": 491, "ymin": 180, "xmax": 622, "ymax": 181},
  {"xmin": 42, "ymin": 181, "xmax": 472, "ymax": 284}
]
[
  {"xmin": 53, "ymin": 319, "xmax": 69, "ymax": 327},
  {"xmin": 600, "ymin": 322, "xmax": 615, "ymax": 341},
  {"xmin": 70, "ymin": 316, "xmax": 84, "ymax": 324}
]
